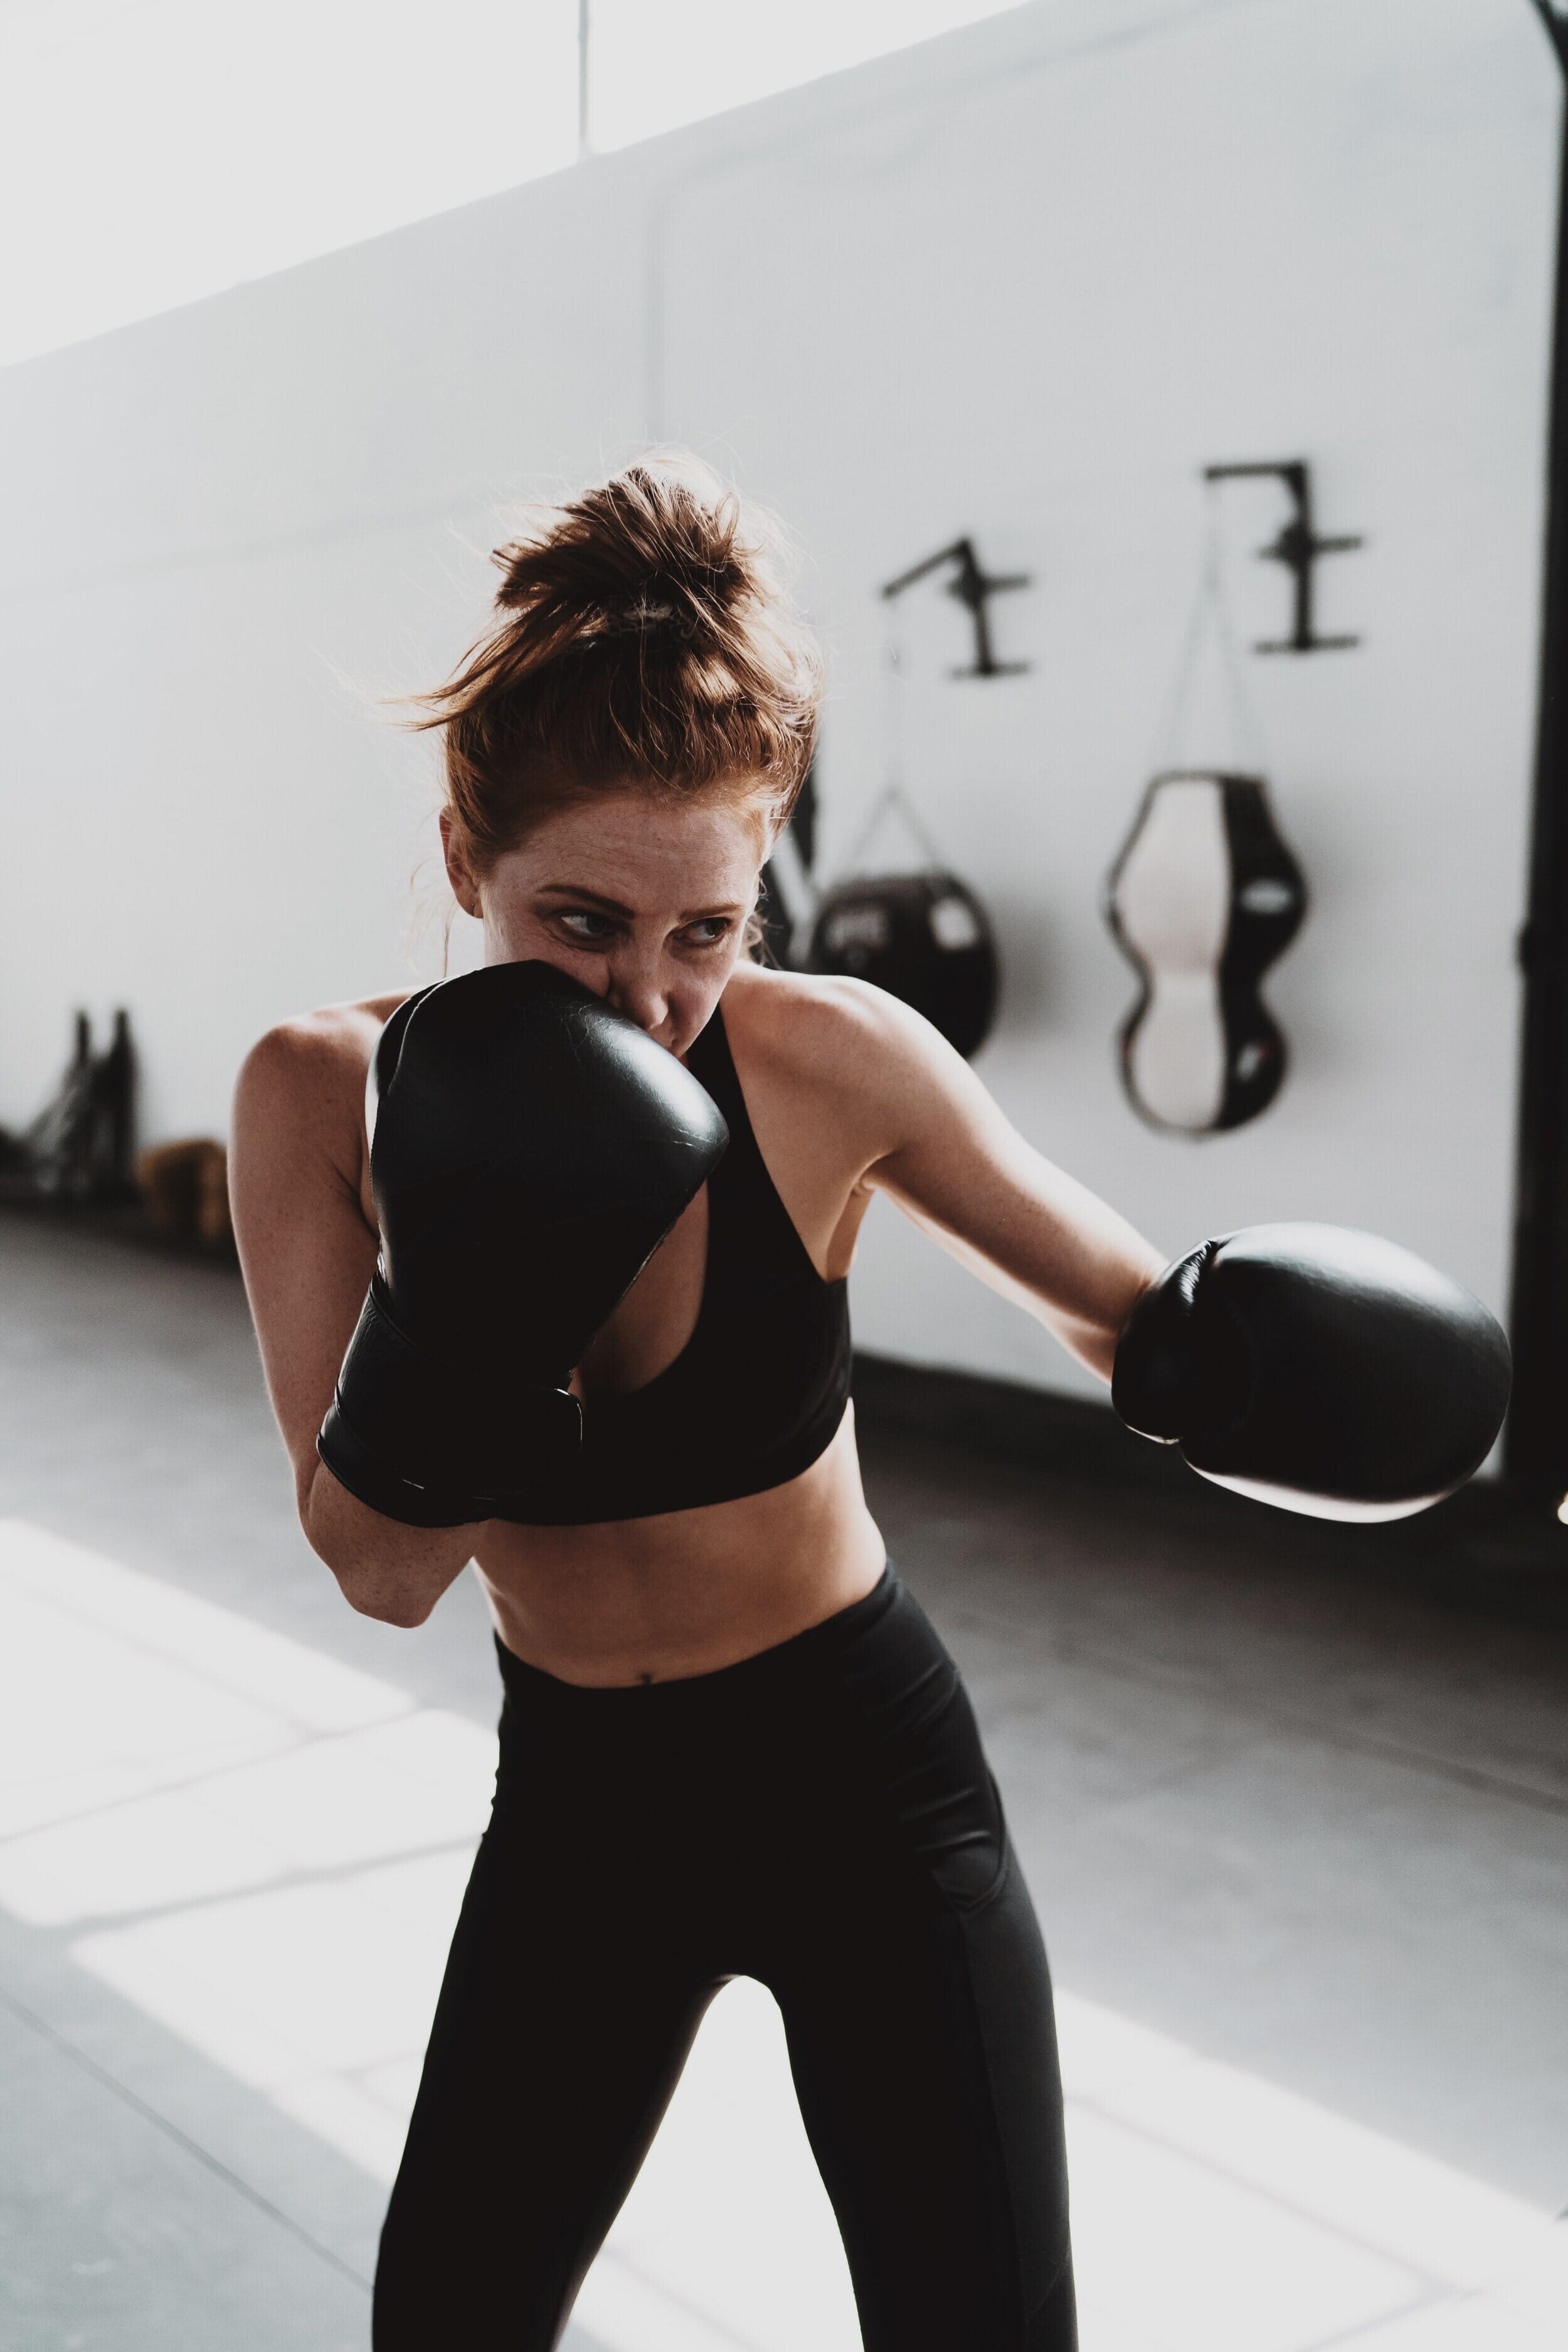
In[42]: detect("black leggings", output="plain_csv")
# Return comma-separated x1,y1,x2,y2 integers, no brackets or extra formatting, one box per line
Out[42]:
374,1569,1077,2349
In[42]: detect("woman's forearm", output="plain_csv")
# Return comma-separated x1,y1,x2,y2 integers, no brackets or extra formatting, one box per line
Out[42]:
300,1459,484,1626
891,1188,1163,1384
1030,1256,1160,1382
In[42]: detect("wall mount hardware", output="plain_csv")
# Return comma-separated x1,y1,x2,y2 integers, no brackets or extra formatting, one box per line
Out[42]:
881,537,1030,677
1203,460,1363,654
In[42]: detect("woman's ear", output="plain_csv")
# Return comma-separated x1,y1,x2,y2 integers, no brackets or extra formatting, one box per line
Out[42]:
440,812,484,919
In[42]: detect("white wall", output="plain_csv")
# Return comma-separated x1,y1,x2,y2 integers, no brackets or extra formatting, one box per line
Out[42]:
0,0,1555,1398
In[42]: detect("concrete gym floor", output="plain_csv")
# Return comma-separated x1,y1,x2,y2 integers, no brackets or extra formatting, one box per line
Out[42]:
0,1212,1564,2352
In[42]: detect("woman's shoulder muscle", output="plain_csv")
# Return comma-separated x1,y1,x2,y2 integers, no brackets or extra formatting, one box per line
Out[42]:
721,963,980,1174
234,993,405,1185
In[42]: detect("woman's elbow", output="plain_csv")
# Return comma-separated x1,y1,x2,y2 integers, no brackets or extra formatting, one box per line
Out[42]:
296,1463,442,1626
332,1569,436,1628
310,1528,442,1628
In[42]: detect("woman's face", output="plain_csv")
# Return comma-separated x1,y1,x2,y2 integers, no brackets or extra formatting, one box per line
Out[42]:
442,789,770,1057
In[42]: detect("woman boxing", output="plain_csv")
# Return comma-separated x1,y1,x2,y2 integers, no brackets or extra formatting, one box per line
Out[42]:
230,458,1508,2352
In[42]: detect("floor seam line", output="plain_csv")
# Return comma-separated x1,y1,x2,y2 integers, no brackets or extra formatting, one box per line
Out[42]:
946,1608,1568,1816
1287,2280,1464,2351
0,1977,373,2294
1067,2089,1488,2288
51,1833,486,1939
0,1717,432,1851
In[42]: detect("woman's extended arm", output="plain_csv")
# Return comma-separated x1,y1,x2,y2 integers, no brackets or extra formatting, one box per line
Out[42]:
817,982,1167,1379
229,1009,484,1626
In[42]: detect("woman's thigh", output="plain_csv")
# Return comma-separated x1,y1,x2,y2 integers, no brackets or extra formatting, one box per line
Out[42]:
769,1587,1077,2351
373,1805,719,2351
779,1842,1076,2351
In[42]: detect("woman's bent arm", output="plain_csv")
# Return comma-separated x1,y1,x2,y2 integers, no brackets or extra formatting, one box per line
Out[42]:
230,1011,482,1626
299,1471,480,1628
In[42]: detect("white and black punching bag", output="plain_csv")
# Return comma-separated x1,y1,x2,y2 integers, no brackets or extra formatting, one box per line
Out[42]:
1105,771,1305,1134
805,869,1000,1060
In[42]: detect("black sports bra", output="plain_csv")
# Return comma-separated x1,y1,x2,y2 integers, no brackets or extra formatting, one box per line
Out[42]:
520,1002,852,1524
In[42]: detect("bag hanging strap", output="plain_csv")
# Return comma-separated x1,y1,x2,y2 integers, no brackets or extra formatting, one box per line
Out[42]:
1150,477,1271,778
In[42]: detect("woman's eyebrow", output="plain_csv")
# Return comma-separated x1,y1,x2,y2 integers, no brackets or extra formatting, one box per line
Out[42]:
535,883,636,917
536,883,747,923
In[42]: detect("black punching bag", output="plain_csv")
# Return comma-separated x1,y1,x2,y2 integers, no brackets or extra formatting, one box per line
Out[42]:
1105,771,1305,1134
805,869,1000,1059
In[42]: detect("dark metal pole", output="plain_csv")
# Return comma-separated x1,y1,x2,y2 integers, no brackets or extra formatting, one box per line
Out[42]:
1507,3,1568,1495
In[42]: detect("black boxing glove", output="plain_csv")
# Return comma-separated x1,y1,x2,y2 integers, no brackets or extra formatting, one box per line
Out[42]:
317,961,728,1526
1112,1222,1511,1521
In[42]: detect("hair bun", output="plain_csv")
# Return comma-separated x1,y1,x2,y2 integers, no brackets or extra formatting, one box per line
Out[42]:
416,453,820,871
494,462,760,658
592,590,696,641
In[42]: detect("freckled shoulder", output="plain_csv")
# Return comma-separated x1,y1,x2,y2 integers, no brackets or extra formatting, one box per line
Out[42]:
723,962,890,1059
723,963,943,1086
718,964,943,1170
231,991,411,1199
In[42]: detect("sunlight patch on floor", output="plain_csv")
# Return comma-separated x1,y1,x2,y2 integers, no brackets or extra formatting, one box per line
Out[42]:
0,1518,1559,2352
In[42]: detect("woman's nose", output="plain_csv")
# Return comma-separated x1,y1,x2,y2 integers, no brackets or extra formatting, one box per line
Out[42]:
604,950,670,1037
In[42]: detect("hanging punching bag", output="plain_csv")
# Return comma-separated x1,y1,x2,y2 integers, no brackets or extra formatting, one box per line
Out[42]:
805,869,999,1059
1105,771,1305,1134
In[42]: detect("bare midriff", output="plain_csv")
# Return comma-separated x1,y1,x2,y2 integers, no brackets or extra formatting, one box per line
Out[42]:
469,1409,886,1687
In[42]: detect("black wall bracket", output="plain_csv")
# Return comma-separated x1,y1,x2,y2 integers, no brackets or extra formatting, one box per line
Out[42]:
881,537,1031,677
1204,459,1364,653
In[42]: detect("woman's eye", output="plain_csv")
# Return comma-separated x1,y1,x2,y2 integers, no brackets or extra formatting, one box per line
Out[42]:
556,910,617,942
682,918,731,948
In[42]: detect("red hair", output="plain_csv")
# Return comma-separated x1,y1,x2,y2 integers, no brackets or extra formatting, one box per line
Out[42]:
416,457,822,874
